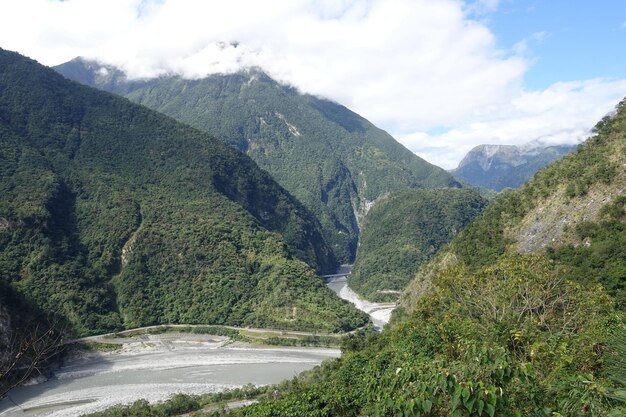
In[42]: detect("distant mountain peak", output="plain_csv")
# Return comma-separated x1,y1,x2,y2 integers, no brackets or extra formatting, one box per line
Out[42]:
452,142,577,191
456,144,521,171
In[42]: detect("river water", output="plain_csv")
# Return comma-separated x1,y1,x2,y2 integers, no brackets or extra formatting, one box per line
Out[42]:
0,337,339,417
324,265,396,330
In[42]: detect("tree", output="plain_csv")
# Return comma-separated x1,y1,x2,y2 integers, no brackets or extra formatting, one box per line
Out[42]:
0,317,66,398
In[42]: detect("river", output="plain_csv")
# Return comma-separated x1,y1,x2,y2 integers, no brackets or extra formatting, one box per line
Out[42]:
0,265,390,416
324,264,396,330
0,335,339,417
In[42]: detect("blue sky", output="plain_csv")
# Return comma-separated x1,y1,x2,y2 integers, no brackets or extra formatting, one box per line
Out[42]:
1,0,625,168
485,0,626,89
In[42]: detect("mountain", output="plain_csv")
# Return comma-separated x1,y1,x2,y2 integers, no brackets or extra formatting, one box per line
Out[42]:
55,58,460,262
213,99,626,416
0,49,368,343
348,188,488,301
451,142,577,191
404,111,626,311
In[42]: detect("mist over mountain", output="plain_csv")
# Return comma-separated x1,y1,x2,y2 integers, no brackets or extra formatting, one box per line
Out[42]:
55,57,460,262
451,142,577,191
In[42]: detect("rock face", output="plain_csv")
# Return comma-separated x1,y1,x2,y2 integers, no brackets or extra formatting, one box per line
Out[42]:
55,58,459,262
451,142,577,191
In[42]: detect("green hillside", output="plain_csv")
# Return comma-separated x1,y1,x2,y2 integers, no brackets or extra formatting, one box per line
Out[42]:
349,189,488,301
217,99,626,416
402,104,626,313
0,49,368,340
54,59,460,262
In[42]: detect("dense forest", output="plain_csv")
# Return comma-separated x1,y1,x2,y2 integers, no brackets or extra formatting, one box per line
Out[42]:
3,48,624,416
349,189,488,301
55,59,460,262
0,48,368,350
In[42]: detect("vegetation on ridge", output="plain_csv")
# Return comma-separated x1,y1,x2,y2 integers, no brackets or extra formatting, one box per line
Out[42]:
209,98,626,416
224,255,625,417
349,189,488,301
54,60,460,263
0,49,367,347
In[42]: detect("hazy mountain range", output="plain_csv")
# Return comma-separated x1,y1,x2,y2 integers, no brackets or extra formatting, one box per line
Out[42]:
451,142,577,191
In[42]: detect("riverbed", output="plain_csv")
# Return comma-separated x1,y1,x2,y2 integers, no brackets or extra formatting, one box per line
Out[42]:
0,334,339,417
0,265,390,416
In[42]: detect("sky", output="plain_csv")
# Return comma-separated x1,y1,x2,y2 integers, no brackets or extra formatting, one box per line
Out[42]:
1,0,625,169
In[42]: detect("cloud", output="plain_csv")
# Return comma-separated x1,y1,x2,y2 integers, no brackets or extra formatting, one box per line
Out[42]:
0,0,527,128
465,0,502,15
513,31,550,58
0,0,624,170
399,78,626,169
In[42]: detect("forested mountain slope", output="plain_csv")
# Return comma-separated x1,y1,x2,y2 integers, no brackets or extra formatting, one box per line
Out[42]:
451,143,576,191
0,49,368,341
223,99,626,416
349,189,488,301
402,104,626,312
55,58,460,262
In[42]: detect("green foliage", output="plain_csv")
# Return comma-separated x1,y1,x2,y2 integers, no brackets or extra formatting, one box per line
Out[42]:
231,255,624,417
83,385,270,417
350,189,487,301
263,335,340,348
55,60,459,263
223,100,626,416
0,48,367,338
85,394,200,417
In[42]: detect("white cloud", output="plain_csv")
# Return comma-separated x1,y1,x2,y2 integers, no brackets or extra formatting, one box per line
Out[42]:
0,0,624,170
465,0,502,15
0,0,527,128
399,78,626,169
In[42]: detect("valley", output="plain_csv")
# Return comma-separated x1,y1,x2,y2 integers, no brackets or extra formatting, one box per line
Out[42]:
324,265,395,330
0,266,389,416
1,17,625,415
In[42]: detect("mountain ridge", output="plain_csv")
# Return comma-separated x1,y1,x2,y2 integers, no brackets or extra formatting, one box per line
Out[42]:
402,100,626,313
0,49,368,340
220,96,626,417
55,57,460,262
